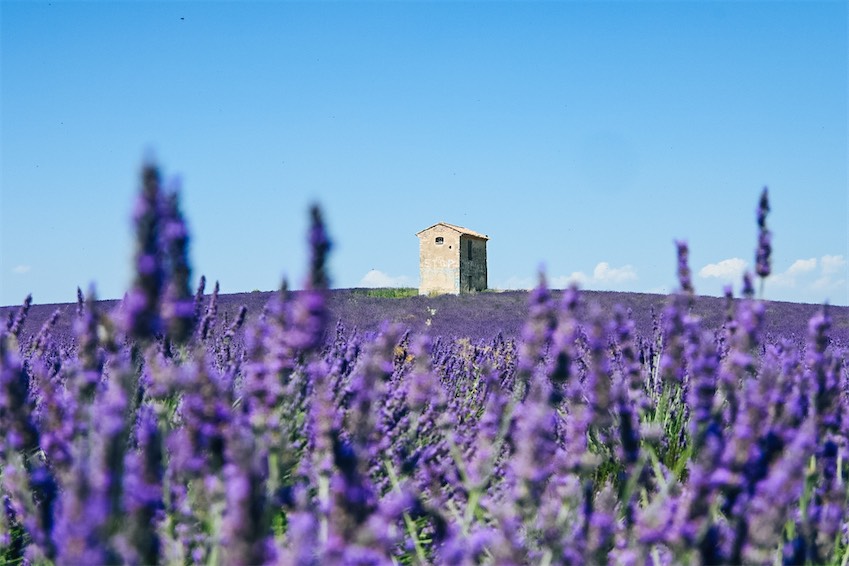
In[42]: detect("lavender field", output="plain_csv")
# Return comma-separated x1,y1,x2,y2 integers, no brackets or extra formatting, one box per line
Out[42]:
2,165,848,565
5,288,848,357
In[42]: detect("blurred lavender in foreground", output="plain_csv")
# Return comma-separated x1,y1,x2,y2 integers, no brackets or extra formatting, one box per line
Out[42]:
123,164,166,342
1,174,847,566
123,164,199,347
160,185,195,346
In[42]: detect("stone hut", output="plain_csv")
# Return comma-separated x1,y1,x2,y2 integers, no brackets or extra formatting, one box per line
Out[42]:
416,222,488,295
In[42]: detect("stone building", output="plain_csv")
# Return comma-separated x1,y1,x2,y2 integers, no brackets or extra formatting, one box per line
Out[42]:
416,222,488,295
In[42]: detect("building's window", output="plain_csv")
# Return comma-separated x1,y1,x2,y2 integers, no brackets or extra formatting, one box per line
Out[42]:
435,237,444,245
467,240,472,260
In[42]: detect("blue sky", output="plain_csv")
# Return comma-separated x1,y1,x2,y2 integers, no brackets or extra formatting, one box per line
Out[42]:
1,1,847,307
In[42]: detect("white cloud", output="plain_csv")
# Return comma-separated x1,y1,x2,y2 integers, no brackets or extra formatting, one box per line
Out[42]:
494,254,847,305
811,275,844,291
358,270,413,288
592,262,637,283
550,271,588,288
770,258,818,290
809,255,847,296
11,265,31,275
698,258,747,280
787,257,817,275
765,254,848,304
820,254,846,275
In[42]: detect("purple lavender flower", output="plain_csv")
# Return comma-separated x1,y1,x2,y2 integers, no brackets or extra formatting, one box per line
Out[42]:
123,163,166,342
583,304,614,438
0,452,58,562
0,336,41,456
613,374,641,482
405,334,436,414
279,508,319,565
73,284,107,401
286,288,329,354
742,416,817,563
32,362,76,475
755,187,771,280
220,414,276,566
322,435,382,563
76,286,85,317
585,483,618,565
160,187,195,345
686,327,721,453
168,355,233,478
675,240,694,297
307,204,332,291
806,308,842,435
29,308,60,357
240,317,284,437
718,293,765,430
658,296,689,392
1,494,17,551
547,284,581,396
163,354,235,563
95,362,134,532
118,404,163,565
192,274,206,323
806,439,843,562
197,280,219,342
6,294,32,338
516,273,556,395
226,305,247,340
53,360,136,564
463,367,509,490
741,271,755,299
611,305,646,413
344,323,402,460
505,370,558,524
437,523,498,564
54,443,115,564
260,208,333,365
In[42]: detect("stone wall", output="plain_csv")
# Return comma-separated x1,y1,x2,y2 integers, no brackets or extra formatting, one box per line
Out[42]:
418,225,488,295
459,235,487,292
418,226,461,295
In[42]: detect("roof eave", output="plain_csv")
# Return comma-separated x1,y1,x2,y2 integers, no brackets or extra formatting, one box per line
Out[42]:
416,222,489,240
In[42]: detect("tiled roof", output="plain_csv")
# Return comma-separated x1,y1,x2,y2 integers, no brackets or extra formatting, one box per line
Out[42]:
416,222,489,240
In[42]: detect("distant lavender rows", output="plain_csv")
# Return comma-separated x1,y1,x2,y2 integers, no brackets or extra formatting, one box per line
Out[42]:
4,288,848,352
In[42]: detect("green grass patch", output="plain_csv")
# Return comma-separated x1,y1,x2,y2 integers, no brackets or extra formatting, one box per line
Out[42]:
352,287,419,299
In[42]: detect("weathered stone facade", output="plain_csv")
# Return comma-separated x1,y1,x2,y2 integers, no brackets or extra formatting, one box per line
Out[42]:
416,222,488,295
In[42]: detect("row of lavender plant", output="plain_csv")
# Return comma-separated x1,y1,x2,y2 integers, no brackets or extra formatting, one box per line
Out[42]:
1,165,847,565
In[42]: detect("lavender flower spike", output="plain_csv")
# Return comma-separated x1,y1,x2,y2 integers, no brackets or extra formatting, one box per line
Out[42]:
307,204,332,291
675,240,694,297
118,405,163,565
76,286,85,317
124,163,166,341
193,274,206,323
160,186,195,345
755,186,771,279
286,205,333,354
7,294,32,338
